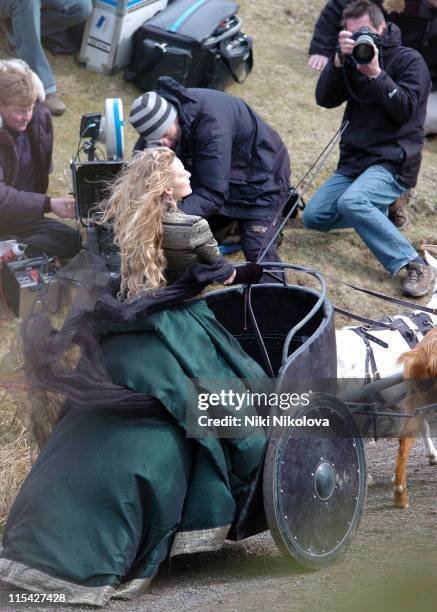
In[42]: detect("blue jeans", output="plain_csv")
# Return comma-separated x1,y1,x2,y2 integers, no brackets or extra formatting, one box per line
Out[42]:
303,165,418,275
0,0,92,94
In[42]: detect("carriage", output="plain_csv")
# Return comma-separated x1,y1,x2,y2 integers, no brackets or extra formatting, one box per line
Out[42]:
206,255,437,569
204,261,368,570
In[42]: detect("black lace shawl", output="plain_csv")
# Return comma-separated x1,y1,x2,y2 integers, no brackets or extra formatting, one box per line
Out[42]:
19,251,234,444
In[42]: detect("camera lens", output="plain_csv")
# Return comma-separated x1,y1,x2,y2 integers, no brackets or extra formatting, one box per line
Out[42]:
352,35,375,65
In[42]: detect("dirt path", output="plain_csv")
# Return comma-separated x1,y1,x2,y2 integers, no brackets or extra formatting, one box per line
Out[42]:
1,439,436,612
107,440,437,612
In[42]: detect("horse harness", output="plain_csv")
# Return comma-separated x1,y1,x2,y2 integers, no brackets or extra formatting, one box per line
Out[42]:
352,312,435,382
332,279,437,382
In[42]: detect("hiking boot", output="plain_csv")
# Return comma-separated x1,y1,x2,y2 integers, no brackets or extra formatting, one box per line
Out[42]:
389,190,410,230
43,94,67,116
402,261,435,298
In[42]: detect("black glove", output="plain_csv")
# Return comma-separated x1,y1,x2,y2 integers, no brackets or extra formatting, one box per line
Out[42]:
232,262,263,285
282,187,304,219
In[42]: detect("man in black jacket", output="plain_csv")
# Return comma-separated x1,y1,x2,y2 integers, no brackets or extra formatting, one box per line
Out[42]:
303,0,433,297
308,0,437,135
129,76,291,266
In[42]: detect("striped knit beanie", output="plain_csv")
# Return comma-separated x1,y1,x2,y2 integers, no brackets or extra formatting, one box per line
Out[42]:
129,91,177,142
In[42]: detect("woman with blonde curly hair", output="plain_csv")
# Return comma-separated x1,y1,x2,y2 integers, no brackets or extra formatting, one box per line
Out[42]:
97,147,262,296
0,149,267,605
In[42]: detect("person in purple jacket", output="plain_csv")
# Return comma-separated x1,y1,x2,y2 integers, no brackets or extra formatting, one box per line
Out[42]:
0,0,92,116
0,59,80,259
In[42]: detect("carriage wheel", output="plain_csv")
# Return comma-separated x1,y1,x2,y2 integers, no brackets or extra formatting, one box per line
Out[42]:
263,393,367,569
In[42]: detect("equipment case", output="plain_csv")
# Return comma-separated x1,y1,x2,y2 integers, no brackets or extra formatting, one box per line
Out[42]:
79,0,168,74
124,0,253,90
1,258,58,319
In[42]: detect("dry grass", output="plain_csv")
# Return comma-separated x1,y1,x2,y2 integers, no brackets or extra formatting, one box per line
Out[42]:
0,393,32,529
0,325,32,527
0,0,437,527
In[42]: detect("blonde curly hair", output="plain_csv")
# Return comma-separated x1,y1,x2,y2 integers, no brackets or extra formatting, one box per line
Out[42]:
96,148,178,298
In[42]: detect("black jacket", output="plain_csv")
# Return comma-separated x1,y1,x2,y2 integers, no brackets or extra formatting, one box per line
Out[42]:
0,102,52,221
309,0,437,85
316,23,431,187
134,77,291,220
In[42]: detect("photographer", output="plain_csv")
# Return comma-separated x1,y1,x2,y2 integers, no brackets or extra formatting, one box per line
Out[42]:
308,1,437,134
0,59,80,259
303,0,433,297
129,77,291,268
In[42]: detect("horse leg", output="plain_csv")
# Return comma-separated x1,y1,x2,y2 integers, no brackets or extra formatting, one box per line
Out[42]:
422,419,437,465
394,437,416,509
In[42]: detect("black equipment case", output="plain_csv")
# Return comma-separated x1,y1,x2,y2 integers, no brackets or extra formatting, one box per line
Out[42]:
124,0,253,91
1,257,58,318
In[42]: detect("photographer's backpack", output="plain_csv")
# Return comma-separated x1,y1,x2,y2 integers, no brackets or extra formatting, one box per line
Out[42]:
124,0,253,91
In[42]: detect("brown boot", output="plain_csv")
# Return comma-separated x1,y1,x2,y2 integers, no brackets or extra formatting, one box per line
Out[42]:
42,94,67,116
389,190,410,230
402,261,435,298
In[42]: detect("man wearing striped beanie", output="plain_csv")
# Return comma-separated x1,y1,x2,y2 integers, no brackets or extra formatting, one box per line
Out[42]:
129,76,291,268
129,91,178,147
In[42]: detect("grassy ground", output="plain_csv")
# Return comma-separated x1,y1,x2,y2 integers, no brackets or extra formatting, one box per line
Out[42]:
0,0,437,527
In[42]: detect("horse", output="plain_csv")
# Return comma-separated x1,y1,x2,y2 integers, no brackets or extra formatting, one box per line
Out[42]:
394,329,437,508
335,251,437,506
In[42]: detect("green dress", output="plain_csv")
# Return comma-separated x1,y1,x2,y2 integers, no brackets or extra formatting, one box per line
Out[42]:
0,298,267,606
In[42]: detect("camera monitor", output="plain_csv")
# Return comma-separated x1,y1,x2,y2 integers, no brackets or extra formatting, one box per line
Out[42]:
71,160,124,219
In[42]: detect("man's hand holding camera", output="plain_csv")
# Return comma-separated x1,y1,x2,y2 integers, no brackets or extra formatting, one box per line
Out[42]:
334,29,382,80
334,29,355,67
355,42,381,79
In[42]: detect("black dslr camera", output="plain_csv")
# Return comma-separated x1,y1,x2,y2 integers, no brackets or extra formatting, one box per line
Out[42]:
351,27,382,65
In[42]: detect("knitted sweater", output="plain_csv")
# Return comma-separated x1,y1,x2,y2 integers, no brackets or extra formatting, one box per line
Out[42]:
163,209,226,284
